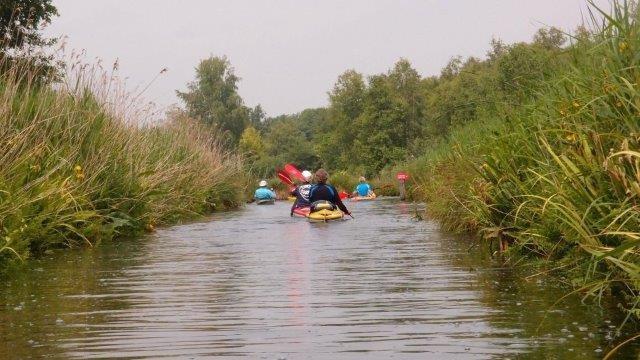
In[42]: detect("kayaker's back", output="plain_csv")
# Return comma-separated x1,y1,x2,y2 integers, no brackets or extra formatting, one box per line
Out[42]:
356,183,372,197
255,187,276,200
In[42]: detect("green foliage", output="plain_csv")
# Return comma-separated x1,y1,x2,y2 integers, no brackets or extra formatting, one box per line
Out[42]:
0,0,57,50
401,0,640,325
250,27,569,194
0,1,60,81
248,104,266,130
177,56,249,144
239,126,266,162
0,59,244,266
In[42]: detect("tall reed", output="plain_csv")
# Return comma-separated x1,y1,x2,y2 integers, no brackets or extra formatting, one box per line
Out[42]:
405,0,640,331
0,56,244,264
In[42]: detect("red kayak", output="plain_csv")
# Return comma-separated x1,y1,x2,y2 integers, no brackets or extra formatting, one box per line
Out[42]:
292,206,311,217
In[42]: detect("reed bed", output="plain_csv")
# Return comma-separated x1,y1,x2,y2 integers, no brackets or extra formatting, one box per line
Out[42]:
402,0,640,332
0,57,244,265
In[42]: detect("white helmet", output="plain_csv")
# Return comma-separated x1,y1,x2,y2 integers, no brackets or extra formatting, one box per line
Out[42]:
302,170,312,182
259,180,268,187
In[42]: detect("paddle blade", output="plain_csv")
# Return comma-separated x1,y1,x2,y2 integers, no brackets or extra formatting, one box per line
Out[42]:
284,163,305,182
277,171,294,186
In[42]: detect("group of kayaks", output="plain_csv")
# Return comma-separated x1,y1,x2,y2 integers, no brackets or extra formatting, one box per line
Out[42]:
255,164,378,222
258,193,377,222
258,198,345,222
264,194,375,222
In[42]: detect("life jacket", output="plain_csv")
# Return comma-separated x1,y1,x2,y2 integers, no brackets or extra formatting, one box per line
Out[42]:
309,184,336,201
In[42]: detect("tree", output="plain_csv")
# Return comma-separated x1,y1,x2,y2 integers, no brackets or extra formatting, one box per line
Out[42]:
533,27,566,50
328,70,366,120
352,75,407,175
0,1,59,79
248,104,266,130
264,116,318,170
387,58,424,151
317,70,366,169
176,56,249,144
0,0,57,51
239,126,266,163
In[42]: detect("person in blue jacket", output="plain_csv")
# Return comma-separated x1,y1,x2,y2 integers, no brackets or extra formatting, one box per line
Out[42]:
254,180,276,201
353,176,375,197
308,169,351,215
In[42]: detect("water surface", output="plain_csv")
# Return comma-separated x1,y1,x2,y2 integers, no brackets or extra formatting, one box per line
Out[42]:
1,198,637,359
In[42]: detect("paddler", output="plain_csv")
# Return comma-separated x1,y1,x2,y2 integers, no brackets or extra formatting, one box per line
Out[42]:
353,176,375,198
254,180,276,201
290,170,313,216
308,169,351,215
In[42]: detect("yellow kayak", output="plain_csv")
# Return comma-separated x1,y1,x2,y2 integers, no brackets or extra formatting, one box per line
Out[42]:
307,201,344,222
351,194,377,201
307,208,344,222
287,196,297,202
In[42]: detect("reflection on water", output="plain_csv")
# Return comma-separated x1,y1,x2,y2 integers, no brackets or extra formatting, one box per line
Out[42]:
1,198,638,359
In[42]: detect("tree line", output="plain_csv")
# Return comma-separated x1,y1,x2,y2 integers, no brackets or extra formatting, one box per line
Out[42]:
176,27,569,177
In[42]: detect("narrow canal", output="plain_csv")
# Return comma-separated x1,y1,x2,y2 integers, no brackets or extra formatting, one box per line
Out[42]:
1,198,636,359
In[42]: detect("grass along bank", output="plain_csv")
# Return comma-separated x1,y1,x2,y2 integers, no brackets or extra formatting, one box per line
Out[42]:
0,59,245,268
395,1,640,331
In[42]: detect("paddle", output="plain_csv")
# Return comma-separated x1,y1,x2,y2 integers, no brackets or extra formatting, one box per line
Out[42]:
284,163,305,182
277,171,294,186
277,170,297,196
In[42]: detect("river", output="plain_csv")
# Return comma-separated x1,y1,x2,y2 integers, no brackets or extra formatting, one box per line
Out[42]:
1,198,637,359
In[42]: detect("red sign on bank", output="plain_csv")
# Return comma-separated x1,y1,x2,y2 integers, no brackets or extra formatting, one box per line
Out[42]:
396,172,409,181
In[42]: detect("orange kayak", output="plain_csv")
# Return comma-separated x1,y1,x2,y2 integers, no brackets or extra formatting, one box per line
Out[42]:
292,206,311,217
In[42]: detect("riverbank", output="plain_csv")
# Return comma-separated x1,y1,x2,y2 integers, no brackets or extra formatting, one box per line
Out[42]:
383,1,640,333
0,59,245,268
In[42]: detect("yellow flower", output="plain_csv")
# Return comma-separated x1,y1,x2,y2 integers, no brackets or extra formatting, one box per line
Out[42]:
74,165,82,173
75,173,85,180
572,101,580,108
619,41,628,52
565,133,577,142
603,83,615,93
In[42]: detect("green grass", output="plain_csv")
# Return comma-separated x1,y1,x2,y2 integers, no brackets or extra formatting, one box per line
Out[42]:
401,0,640,333
0,58,244,266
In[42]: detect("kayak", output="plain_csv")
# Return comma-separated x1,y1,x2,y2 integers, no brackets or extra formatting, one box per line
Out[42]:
292,206,311,217
351,194,377,201
256,198,275,205
307,201,344,222
287,196,297,202
308,208,344,222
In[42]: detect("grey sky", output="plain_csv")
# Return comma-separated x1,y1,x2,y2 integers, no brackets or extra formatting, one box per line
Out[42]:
45,0,608,117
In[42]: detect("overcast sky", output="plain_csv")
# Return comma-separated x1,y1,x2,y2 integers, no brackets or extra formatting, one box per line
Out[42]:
44,0,608,117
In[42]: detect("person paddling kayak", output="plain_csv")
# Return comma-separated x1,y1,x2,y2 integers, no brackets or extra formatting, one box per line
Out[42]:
290,170,313,216
353,176,376,198
254,180,276,201
309,169,351,215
